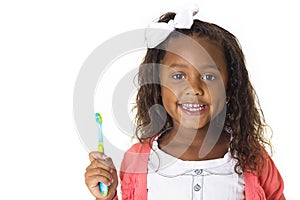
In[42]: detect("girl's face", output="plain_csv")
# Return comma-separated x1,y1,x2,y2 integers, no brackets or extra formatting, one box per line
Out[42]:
159,36,228,130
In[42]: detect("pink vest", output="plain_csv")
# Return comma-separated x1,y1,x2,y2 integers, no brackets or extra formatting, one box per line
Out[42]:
115,140,285,200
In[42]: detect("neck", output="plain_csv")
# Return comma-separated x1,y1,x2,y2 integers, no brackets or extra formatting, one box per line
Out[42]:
159,123,210,149
158,123,230,161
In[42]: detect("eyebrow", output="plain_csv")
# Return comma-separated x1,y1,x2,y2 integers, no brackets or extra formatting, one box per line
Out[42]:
169,63,221,71
169,63,188,68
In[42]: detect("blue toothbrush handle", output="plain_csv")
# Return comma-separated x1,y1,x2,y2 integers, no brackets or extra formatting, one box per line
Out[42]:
98,129,108,196
95,113,109,196
99,182,109,196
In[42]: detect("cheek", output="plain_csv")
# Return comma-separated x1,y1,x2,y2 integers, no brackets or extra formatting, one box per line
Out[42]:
161,85,182,101
160,86,182,116
208,82,227,115
211,95,226,111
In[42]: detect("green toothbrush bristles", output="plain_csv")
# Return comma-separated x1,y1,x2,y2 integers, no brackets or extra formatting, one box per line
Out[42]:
95,113,103,124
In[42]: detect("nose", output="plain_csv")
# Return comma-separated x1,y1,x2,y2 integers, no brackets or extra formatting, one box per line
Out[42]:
185,79,205,96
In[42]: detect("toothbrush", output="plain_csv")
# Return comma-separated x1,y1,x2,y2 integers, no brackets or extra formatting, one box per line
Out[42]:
95,113,109,197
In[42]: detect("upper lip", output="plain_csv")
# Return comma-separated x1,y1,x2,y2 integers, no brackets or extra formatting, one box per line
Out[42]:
178,100,208,105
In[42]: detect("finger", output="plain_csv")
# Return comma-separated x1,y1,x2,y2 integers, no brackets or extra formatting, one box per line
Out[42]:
87,179,116,200
86,175,118,199
85,174,112,187
85,176,106,199
89,151,107,162
85,167,113,182
85,168,118,199
86,159,113,172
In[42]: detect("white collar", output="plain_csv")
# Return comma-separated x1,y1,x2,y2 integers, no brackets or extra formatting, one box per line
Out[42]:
148,140,237,177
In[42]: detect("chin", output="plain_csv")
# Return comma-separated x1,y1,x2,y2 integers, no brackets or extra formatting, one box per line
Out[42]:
179,120,209,130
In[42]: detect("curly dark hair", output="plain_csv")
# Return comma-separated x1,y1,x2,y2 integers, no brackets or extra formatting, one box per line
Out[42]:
134,12,272,174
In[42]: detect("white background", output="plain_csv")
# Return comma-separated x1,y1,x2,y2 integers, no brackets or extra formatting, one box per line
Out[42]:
0,0,298,199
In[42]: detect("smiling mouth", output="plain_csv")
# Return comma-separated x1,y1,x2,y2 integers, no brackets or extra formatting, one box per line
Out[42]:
178,103,209,113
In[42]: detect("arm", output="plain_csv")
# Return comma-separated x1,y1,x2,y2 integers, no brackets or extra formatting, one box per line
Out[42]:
118,142,150,199
279,194,286,200
259,150,285,200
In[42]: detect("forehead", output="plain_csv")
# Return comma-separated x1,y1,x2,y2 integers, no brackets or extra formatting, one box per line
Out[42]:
161,36,227,72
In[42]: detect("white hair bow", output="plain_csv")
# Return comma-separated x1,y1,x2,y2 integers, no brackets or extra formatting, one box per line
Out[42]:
145,5,199,48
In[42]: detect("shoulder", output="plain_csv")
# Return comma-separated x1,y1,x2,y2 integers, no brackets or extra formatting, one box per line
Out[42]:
119,139,151,199
125,138,152,154
118,140,150,200
120,138,152,174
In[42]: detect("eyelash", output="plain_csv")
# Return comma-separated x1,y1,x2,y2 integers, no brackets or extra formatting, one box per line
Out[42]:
171,72,216,81
202,73,216,81
171,73,186,80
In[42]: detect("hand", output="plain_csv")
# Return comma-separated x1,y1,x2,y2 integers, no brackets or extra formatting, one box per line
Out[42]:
85,152,118,200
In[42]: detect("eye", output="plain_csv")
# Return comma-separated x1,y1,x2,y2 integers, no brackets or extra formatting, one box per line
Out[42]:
202,73,216,81
172,73,186,80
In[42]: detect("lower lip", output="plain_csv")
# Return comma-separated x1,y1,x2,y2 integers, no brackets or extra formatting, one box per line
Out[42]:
178,105,209,116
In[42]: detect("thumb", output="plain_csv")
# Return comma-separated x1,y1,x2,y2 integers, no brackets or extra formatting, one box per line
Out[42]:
88,151,108,162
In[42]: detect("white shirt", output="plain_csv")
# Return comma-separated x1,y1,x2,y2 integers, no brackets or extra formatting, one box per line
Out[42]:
147,140,245,200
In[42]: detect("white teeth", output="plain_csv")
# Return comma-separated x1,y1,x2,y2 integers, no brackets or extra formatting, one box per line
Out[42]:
180,103,206,111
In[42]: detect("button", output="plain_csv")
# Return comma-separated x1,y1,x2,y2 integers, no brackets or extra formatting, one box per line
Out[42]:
194,169,203,175
194,184,201,191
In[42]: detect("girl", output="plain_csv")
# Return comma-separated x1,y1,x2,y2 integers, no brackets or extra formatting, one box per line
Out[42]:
85,7,285,200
